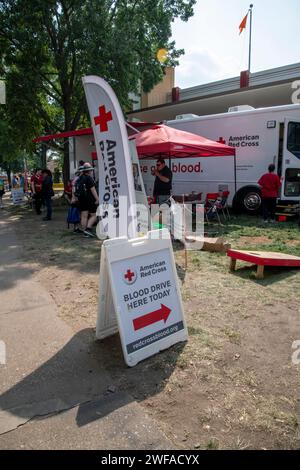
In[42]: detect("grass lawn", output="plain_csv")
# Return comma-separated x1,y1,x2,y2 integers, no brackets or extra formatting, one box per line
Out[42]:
4,203,300,449
220,215,300,257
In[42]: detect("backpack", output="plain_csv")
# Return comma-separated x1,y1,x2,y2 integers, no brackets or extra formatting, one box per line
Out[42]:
67,206,81,228
74,176,87,199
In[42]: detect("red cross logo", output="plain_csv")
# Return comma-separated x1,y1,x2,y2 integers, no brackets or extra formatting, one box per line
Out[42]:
124,269,137,285
218,137,226,144
94,105,113,132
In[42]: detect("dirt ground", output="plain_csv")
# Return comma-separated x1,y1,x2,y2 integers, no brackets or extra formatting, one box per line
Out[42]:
4,201,300,450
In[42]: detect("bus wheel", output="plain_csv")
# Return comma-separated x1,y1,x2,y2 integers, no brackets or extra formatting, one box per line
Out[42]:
235,188,262,214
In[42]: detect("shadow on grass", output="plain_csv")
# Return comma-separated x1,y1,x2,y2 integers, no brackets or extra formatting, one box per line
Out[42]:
1,206,103,282
231,264,299,286
4,206,193,283
2,205,299,290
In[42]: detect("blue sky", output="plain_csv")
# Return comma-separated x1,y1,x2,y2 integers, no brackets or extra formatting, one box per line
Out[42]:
172,0,300,89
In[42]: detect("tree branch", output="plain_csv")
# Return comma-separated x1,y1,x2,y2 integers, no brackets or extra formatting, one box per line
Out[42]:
0,28,63,98
70,100,85,130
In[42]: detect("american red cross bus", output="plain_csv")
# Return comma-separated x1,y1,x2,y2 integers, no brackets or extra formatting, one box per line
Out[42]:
151,103,300,213
166,104,300,212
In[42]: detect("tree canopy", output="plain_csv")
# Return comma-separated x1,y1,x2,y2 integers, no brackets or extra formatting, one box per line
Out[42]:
0,0,195,180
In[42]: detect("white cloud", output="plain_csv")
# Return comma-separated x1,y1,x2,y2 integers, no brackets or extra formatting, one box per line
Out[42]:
175,48,241,89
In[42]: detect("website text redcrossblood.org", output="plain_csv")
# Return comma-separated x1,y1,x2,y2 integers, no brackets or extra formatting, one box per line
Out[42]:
131,324,180,352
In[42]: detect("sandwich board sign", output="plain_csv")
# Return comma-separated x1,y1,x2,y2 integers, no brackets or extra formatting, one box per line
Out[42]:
11,188,24,205
96,229,188,367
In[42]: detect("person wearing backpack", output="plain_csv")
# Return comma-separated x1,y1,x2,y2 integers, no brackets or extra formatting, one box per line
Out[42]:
41,169,54,221
75,163,99,237
66,171,81,233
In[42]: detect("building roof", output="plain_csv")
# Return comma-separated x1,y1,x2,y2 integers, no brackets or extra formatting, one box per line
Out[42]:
128,62,300,122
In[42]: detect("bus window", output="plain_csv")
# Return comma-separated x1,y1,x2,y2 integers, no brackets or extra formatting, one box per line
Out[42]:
284,168,300,197
287,122,300,159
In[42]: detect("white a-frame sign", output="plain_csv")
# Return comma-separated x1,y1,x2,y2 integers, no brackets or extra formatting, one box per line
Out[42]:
96,229,188,367
82,75,187,366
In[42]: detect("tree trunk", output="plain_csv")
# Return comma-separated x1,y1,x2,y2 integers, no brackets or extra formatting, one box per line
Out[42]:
41,143,47,168
63,137,70,184
6,165,11,189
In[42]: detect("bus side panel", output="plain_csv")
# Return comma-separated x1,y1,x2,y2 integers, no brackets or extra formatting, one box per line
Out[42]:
169,114,279,192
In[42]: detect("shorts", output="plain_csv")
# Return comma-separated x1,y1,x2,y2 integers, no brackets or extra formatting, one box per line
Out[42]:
155,194,171,206
78,199,97,214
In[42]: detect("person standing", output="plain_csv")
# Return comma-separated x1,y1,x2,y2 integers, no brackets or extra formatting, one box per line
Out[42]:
258,164,281,223
41,169,54,221
75,163,99,237
19,173,25,191
67,171,82,233
12,174,19,188
31,168,43,215
153,158,173,205
0,176,5,209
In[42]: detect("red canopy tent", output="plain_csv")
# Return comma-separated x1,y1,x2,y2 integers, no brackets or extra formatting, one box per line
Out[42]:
130,124,235,159
130,124,237,195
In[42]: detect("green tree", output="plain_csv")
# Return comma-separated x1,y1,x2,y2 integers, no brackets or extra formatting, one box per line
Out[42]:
0,109,20,183
0,95,43,182
0,0,195,182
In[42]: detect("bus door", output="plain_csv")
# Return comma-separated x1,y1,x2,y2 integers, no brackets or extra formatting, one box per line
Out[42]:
281,119,300,200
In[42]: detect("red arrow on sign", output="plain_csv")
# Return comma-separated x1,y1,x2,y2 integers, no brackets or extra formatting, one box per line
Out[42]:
133,304,172,331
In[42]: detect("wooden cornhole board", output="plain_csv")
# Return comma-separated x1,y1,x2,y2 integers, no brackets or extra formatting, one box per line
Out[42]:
227,249,300,279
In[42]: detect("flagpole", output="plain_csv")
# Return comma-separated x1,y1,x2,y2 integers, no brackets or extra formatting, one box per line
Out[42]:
248,4,253,73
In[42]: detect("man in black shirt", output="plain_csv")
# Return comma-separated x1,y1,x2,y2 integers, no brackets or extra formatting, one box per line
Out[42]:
153,158,172,205
41,169,54,221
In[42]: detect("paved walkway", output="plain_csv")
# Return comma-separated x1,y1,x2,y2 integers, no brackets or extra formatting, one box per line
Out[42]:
0,212,172,449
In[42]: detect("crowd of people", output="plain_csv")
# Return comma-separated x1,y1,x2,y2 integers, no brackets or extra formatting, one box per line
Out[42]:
31,162,99,232
1,161,99,236
0,170,54,214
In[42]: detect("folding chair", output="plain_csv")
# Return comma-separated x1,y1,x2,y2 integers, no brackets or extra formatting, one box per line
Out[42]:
217,190,230,220
204,193,221,224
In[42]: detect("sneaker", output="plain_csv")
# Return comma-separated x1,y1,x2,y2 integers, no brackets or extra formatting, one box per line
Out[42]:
83,229,95,238
263,219,269,224
73,228,83,234
270,219,276,224
43,217,51,221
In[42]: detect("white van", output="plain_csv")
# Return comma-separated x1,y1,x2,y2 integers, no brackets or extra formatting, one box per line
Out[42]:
162,104,300,212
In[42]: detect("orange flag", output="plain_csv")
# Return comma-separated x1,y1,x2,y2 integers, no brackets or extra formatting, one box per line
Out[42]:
239,13,248,34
